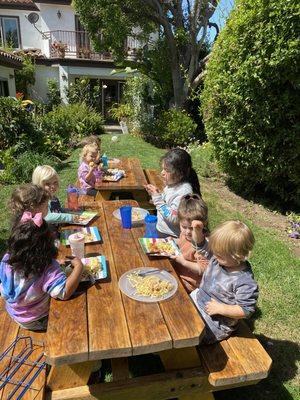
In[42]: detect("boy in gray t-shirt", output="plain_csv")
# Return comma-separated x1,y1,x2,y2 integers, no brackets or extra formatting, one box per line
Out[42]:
190,220,258,343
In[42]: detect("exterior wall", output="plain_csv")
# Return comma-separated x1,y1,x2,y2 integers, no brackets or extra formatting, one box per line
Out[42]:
31,63,127,104
0,8,42,51
0,65,17,96
37,3,76,57
29,64,59,102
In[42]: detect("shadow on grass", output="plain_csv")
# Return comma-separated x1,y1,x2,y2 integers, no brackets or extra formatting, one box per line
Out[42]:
226,178,300,214
215,334,300,400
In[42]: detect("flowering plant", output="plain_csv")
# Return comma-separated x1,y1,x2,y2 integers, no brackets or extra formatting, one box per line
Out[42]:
52,41,67,51
287,213,300,239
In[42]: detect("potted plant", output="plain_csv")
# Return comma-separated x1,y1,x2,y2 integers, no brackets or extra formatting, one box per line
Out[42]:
52,41,67,58
109,103,132,134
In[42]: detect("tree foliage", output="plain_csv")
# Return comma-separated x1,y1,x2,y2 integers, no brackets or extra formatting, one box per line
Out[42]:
73,0,216,108
201,0,300,208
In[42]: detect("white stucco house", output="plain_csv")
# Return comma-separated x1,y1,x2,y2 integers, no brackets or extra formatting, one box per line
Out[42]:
0,49,22,96
0,0,138,120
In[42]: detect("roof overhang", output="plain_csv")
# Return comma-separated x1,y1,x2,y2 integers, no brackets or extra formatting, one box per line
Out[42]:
35,57,115,68
33,0,71,4
0,1,39,11
0,50,23,69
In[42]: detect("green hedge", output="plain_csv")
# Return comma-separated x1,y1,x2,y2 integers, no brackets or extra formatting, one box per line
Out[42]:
201,0,300,207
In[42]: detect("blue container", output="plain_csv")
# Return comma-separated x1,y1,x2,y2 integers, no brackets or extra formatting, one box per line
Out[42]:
120,206,132,229
102,154,108,169
144,215,158,238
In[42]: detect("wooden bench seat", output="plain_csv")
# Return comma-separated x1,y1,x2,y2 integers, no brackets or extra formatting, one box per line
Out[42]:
47,322,271,400
0,298,47,399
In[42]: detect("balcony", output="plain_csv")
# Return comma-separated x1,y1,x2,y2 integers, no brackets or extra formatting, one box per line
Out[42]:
45,30,140,61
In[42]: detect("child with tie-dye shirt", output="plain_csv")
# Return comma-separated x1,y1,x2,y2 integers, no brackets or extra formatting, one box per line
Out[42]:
0,211,83,331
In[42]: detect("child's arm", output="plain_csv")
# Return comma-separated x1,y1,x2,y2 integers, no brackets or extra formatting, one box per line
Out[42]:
205,299,246,319
45,212,74,224
63,258,84,300
205,277,259,319
84,164,96,183
170,254,203,275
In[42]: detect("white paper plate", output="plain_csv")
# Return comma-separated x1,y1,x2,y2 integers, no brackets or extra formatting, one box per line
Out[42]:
118,267,178,303
113,207,149,225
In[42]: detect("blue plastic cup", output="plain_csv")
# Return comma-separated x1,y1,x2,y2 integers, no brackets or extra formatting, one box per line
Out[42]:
120,206,132,229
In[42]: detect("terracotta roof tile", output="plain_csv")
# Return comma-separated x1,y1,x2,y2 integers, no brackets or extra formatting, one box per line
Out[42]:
0,0,39,10
0,49,23,68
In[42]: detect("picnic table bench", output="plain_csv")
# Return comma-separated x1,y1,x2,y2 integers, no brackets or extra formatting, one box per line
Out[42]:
0,200,272,400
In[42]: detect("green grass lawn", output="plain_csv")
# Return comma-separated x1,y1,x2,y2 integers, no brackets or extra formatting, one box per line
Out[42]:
0,133,299,399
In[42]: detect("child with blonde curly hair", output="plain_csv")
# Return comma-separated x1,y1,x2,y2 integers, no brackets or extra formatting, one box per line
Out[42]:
191,220,258,344
78,143,100,196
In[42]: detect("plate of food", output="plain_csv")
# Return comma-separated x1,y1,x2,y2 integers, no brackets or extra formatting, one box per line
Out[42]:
60,226,101,246
71,211,98,225
138,238,180,257
118,267,178,302
113,207,149,225
102,169,125,182
62,255,108,282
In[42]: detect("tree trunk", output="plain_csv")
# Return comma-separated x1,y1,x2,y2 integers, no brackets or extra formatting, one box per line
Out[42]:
170,62,186,109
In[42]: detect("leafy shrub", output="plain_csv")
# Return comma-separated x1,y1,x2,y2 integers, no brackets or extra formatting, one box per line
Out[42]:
201,0,300,207
0,148,55,184
66,78,101,111
15,55,35,97
189,142,220,178
0,97,42,151
46,79,61,111
156,109,197,147
39,103,105,158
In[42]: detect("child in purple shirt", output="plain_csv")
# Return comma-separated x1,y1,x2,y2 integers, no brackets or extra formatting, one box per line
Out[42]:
78,143,100,196
0,211,84,331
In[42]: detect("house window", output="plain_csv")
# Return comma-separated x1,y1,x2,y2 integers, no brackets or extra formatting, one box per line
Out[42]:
0,16,21,48
0,79,9,96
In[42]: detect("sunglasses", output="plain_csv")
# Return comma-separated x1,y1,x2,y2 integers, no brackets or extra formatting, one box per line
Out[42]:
184,194,201,200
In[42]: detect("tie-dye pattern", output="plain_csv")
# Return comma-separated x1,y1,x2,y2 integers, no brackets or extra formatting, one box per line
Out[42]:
0,253,67,324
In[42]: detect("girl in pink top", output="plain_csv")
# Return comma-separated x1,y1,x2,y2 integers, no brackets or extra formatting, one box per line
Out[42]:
170,194,211,293
78,144,100,196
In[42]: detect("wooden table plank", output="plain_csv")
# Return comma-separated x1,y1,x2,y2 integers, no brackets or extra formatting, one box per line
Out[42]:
131,226,205,348
46,234,89,366
102,200,173,355
87,205,132,361
95,158,147,191
144,169,164,192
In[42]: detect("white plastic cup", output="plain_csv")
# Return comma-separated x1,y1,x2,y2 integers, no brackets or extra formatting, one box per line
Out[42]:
68,232,85,259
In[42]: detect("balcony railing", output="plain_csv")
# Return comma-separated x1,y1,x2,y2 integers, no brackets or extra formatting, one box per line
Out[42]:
45,30,140,61
46,30,113,60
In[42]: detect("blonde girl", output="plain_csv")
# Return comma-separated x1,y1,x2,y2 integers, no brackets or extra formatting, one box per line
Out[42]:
78,144,100,196
171,194,211,292
190,220,258,344
32,165,73,224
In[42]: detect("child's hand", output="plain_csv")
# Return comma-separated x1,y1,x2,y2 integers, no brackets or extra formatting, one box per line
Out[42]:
144,184,159,195
191,220,204,244
170,254,187,266
205,298,224,316
71,257,84,272
89,162,96,171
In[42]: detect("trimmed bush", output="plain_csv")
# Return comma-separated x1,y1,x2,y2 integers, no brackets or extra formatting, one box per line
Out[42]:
201,0,300,207
156,109,197,147
0,97,42,151
39,103,105,157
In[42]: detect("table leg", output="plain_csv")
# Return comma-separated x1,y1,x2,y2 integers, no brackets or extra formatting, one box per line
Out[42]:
159,348,214,400
95,191,112,201
47,360,98,391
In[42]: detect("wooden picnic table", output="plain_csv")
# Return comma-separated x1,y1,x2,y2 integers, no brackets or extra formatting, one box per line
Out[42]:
46,199,205,394
94,158,148,201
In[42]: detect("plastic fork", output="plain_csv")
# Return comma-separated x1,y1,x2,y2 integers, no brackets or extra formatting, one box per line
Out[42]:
137,268,170,277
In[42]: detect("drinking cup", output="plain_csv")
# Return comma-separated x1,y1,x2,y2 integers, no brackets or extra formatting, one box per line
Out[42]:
67,186,79,211
68,232,85,259
120,206,132,229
